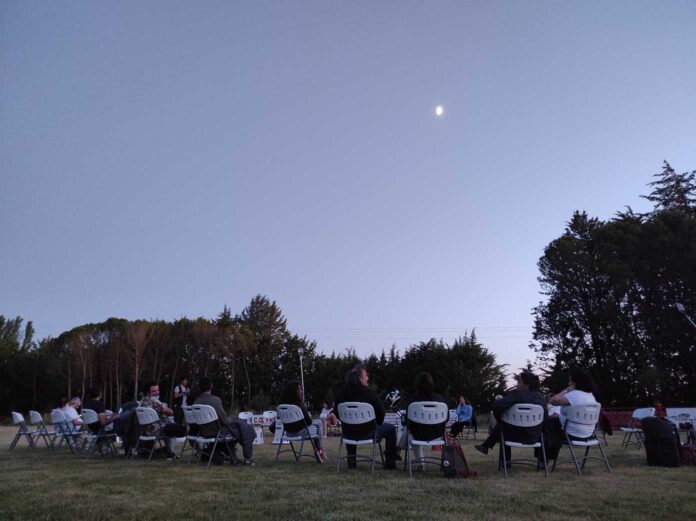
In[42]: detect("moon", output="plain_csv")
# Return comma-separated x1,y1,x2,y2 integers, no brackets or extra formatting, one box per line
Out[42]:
435,105,444,117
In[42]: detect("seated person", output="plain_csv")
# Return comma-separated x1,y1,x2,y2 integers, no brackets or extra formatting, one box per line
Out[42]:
278,381,327,462
319,401,338,437
450,395,473,438
401,372,447,470
475,371,547,461
83,388,119,435
335,363,398,470
549,370,598,440
194,377,256,465
139,382,186,460
60,397,84,433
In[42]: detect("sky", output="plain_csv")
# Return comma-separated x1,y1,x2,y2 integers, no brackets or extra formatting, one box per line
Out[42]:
2,1,696,376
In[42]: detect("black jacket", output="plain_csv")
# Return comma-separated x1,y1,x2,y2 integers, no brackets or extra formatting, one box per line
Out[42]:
493,389,547,444
335,382,386,439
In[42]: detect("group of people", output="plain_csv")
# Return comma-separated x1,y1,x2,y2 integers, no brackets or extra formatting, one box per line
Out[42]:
53,365,599,471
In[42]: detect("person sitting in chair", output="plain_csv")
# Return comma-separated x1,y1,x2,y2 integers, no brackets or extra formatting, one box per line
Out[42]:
278,381,328,462
139,382,186,460
475,371,546,460
194,377,256,465
549,370,599,440
334,363,398,470
450,395,473,439
319,401,338,437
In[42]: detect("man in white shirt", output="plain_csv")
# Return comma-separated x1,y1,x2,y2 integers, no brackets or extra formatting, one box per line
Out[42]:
60,397,84,433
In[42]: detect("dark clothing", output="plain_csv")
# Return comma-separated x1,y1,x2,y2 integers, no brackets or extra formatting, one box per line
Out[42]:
407,392,448,442
492,389,547,445
83,399,106,435
279,399,313,434
194,392,255,460
335,382,396,466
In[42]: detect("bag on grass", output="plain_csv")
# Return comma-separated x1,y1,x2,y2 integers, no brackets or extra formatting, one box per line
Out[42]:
441,440,476,478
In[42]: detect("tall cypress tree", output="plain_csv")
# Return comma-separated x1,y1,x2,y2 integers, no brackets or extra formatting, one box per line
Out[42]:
641,160,696,212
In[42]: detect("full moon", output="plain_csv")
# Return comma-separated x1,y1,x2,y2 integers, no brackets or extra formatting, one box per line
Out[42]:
435,105,444,117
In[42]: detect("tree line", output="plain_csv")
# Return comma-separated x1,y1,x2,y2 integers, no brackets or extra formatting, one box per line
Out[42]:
532,161,696,405
0,297,506,417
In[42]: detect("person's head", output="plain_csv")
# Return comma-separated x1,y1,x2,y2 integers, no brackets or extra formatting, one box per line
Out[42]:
569,370,596,394
321,401,328,409
88,387,102,400
280,380,303,404
199,377,212,393
458,395,467,405
146,382,160,398
415,372,435,398
347,363,368,387
515,371,540,391
180,376,189,386
69,397,81,408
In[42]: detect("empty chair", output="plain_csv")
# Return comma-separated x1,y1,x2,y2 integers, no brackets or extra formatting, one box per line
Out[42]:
551,403,611,476
274,404,321,464
28,411,54,449
620,407,655,449
499,403,548,478
179,405,201,463
238,411,254,424
336,402,384,475
405,401,448,477
193,404,237,469
262,410,278,436
9,412,35,449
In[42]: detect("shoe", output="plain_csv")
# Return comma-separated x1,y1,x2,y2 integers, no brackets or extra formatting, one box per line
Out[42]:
243,459,255,466
384,461,397,470
415,464,425,473
474,443,488,455
166,453,179,461
394,453,403,462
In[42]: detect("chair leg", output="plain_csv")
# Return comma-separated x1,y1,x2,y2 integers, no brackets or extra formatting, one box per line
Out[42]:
597,440,612,474
336,438,343,473
500,432,508,478
541,435,548,478
274,436,283,463
371,440,377,476
581,446,590,470
567,438,582,477
407,441,412,478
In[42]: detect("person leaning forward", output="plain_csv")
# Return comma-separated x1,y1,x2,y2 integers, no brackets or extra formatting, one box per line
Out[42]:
334,363,398,469
193,377,256,466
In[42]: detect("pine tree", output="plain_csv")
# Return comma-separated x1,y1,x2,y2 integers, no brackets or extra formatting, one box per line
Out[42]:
641,160,696,212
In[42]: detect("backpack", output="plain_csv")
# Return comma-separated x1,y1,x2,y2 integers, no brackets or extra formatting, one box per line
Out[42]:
441,440,476,478
641,417,681,467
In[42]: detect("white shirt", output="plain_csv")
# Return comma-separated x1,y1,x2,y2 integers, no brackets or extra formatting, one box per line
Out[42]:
175,385,189,407
61,405,83,432
560,390,597,438
319,407,333,419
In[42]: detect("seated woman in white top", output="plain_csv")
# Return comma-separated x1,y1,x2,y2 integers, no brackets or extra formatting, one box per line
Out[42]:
549,370,598,439
60,397,84,433
319,401,338,438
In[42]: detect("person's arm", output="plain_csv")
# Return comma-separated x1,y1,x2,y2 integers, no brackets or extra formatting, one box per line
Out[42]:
371,392,385,424
214,397,232,425
549,387,574,406
173,385,183,400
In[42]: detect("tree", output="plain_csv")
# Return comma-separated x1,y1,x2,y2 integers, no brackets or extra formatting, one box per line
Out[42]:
641,161,696,213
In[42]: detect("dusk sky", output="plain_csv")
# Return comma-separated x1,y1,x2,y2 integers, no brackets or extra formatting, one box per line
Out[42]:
2,1,695,376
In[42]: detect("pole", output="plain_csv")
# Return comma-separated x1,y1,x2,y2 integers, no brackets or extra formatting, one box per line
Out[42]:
298,347,305,397
676,303,696,330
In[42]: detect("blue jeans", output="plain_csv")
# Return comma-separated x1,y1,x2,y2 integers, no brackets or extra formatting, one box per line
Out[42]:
346,423,397,466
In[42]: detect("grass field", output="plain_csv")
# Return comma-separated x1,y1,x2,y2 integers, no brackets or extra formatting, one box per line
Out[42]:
1,425,694,521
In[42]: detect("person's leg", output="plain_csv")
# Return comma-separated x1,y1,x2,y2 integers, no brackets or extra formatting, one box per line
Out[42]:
237,422,256,462
377,423,397,468
450,421,463,438
311,420,324,449
475,423,500,455
346,444,357,468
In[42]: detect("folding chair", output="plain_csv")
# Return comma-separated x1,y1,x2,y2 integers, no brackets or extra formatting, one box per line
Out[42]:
336,402,384,475
179,405,202,463
499,403,548,478
238,411,253,424
274,404,321,464
620,407,654,449
50,409,83,453
28,410,54,449
551,403,611,476
132,407,168,461
9,412,35,449
406,401,448,477
192,404,237,469
81,409,117,457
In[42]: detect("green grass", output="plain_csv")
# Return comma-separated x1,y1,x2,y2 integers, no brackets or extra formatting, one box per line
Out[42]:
0,426,694,521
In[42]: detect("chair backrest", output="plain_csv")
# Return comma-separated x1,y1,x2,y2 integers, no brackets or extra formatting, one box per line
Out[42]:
238,411,253,423
182,405,197,425
563,403,601,427
29,411,43,425
193,404,219,425
501,403,544,428
337,402,376,425
262,410,278,421
81,409,99,426
632,407,655,421
135,407,160,426
11,412,25,425
449,409,457,422
50,409,66,432
276,404,305,424
407,401,449,425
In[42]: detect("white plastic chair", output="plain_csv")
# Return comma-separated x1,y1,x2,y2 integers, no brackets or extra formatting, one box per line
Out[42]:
238,411,253,424
28,411,54,449
80,408,117,457
274,404,321,464
551,403,611,476
132,407,167,461
179,405,201,463
620,407,654,449
192,404,236,469
262,410,278,434
9,412,35,449
406,401,448,477
336,402,384,475
499,403,547,478
50,409,82,452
